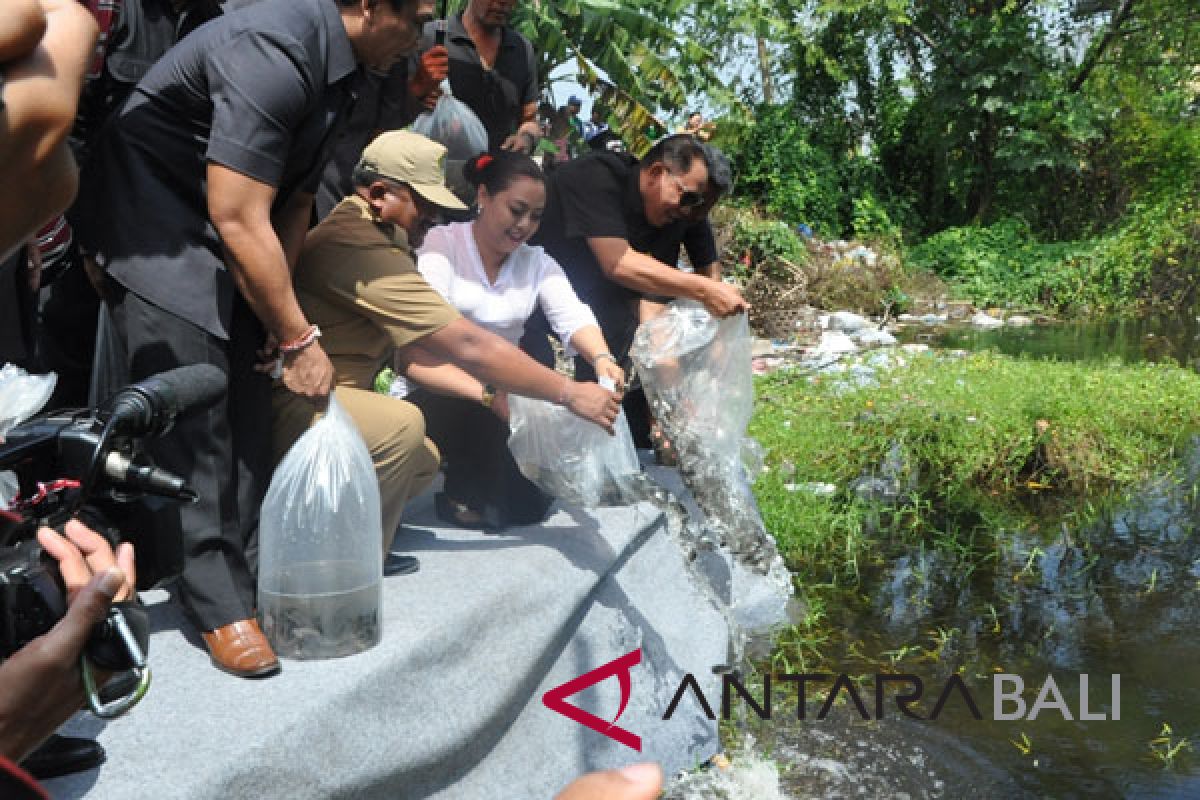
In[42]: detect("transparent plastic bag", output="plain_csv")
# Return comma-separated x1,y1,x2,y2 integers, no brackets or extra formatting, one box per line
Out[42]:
0,363,56,438
258,392,383,660
0,363,57,509
409,79,489,161
507,387,640,509
630,300,779,573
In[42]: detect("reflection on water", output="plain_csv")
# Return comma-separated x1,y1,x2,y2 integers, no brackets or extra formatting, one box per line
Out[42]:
762,318,1200,798
921,314,1200,368
759,465,1200,799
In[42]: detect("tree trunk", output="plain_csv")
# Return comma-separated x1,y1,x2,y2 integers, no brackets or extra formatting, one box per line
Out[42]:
757,33,774,105
970,111,996,223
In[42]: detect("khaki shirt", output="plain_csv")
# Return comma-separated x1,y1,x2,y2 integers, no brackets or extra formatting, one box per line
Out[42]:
294,194,461,389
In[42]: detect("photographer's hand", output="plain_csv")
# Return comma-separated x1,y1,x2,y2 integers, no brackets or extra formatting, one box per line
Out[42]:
0,542,127,762
38,521,135,603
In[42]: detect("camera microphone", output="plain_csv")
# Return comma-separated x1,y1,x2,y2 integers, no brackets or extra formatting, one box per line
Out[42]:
102,451,198,503
103,364,226,438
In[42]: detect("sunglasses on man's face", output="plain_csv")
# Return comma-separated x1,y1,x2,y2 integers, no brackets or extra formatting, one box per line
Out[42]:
664,169,706,211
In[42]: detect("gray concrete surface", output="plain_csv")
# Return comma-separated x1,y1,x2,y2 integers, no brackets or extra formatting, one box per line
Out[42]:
44,483,731,799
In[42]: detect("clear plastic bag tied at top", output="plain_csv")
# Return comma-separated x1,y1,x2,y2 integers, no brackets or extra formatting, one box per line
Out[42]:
409,79,489,161
258,392,383,659
0,363,57,509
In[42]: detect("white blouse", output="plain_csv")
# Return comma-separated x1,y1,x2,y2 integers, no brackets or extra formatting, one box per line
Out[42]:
390,221,598,396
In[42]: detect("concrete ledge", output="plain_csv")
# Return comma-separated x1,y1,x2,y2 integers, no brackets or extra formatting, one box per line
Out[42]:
45,486,730,799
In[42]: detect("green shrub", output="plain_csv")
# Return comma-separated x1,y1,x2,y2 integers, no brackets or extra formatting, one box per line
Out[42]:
906,191,1200,312
751,352,1200,585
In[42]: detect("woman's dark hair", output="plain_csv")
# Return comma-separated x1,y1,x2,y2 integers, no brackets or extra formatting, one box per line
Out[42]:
462,150,545,196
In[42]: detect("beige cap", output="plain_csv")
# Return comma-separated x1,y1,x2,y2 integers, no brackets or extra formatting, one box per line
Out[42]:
356,130,467,211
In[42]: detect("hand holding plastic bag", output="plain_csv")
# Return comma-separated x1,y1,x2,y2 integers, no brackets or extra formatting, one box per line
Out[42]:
631,301,779,573
409,79,488,161
507,385,640,509
258,392,383,660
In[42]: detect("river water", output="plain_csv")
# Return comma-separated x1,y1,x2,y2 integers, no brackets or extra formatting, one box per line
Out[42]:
740,315,1200,799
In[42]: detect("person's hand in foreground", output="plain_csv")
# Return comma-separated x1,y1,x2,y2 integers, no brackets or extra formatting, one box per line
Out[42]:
555,763,663,800
0,521,135,761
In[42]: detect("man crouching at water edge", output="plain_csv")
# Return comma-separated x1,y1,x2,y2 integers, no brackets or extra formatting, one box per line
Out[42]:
271,131,620,566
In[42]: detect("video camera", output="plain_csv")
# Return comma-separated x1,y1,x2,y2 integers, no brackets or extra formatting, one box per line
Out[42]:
0,364,225,716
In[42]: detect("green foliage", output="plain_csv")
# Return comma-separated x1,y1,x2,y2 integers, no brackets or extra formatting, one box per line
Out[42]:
728,211,806,275
907,191,1200,312
508,0,735,155
731,105,843,235
750,352,1200,586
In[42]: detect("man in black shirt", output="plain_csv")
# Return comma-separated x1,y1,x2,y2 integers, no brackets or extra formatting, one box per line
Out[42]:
75,0,431,678
36,0,225,409
416,0,539,153
526,134,746,376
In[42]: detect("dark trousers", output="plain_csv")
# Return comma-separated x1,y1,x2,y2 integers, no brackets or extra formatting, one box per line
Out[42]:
38,263,101,409
406,389,552,526
104,281,270,630
0,248,38,369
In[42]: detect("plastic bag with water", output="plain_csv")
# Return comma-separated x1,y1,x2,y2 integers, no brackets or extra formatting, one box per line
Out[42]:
507,385,640,509
258,392,383,660
630,301,780,575
409,79,489,161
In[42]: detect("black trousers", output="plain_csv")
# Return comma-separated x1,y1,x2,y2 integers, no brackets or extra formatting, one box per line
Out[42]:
406,389,552,526
104,281,270,631
0,248,38,368
38,262,101,409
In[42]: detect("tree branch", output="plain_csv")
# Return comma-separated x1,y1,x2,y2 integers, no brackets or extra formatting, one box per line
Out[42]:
1069,0,1137,93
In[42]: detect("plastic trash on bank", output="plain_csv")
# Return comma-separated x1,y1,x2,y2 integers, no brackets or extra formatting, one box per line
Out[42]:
258,392,382,660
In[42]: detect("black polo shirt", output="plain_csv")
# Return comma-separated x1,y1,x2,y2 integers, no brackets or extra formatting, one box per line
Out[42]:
75,0,358,339
316,61,414,219
530,151,717,322
419,14,536,151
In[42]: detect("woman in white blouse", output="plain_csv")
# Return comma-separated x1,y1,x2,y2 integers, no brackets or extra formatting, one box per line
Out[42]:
393,150,625,529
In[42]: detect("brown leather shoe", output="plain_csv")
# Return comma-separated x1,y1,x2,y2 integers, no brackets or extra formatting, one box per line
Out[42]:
201,619,281,678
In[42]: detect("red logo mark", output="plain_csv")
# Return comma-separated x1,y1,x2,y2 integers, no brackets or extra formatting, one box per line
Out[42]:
542,648,642,751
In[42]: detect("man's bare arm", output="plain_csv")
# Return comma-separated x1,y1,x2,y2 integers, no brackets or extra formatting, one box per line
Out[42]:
207,164,333,402
587,236,747,317
272,189,315,272
420,317,619,433
0,0,97,259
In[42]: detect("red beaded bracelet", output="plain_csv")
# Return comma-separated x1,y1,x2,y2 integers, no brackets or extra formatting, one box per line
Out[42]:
279,324,321,354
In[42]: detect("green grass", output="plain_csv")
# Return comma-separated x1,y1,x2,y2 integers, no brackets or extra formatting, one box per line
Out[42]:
750,350,1200,590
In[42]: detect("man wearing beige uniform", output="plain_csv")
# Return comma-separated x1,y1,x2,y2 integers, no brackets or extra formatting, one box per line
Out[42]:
273,131,619,561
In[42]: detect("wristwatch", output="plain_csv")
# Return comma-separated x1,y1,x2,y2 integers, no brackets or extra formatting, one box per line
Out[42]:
480,383,497,409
